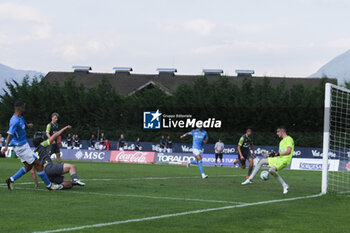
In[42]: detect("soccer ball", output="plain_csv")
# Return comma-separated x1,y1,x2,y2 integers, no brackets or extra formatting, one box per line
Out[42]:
260,171,269,181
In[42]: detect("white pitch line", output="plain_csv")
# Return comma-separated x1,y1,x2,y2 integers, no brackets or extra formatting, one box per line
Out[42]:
32,193,324,233
1,186,246,205
68,190,246,205
0,182,34,186
338,190,350,194
0,175,243,186
83,174,242,181
115,194,246,205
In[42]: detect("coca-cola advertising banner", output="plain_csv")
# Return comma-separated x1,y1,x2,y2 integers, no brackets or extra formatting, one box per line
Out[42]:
110,151,155,164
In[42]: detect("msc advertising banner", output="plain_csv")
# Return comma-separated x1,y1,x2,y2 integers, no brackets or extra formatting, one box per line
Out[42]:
59,149,111,162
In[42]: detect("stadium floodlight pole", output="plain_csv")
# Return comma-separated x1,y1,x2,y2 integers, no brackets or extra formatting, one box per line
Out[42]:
322,83,332,194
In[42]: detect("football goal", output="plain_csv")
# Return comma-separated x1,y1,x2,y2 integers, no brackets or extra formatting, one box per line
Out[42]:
322,83,350,194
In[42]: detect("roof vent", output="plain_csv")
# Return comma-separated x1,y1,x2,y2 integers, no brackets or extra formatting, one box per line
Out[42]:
72,66,91,73
202,69,223,76
113,67,133,76
157,68,177,77
235,69,254,78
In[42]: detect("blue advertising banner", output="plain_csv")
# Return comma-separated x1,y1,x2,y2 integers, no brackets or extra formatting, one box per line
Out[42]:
34,138,346,160
201,154,278,168
154,153,274,168
150,143,344,159
59,149,111,162
202,154,237,167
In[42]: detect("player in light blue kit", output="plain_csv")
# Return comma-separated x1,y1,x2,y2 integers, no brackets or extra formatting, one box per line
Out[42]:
1,101,62,190
180,127,208,179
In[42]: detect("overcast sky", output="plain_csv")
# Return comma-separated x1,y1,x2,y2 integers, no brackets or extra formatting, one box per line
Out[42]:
0,0,350,76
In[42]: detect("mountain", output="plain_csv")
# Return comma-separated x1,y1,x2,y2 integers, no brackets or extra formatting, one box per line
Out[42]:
310,50,350,84
0,63,45,95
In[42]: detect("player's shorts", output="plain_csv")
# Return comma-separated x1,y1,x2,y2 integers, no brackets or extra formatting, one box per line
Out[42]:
238,149,253,166
192,148,203,157
268,156,291,172
159,148,166,153
215,153,223,159
50,143,60,154
44,163,64,184
13,143,38,164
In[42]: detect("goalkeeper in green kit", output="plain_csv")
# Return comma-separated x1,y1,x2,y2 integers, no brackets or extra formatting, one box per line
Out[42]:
241,126,294,194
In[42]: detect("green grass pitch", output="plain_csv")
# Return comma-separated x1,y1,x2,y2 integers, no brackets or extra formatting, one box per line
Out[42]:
0,158,349,233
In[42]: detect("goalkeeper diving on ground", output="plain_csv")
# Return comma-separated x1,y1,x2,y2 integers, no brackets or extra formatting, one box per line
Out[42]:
241,126,294,194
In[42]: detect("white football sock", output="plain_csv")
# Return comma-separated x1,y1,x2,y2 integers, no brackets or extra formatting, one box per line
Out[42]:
249,159,265,180
277,175,287,187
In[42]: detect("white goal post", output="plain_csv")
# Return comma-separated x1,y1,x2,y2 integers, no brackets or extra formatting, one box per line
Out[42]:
322,83,350,194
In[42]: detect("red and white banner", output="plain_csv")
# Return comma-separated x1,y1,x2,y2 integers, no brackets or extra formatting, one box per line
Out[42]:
110,151,155,164
345,163,350,171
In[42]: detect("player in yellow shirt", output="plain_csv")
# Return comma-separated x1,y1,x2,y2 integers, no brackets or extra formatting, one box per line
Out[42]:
241,126,294,194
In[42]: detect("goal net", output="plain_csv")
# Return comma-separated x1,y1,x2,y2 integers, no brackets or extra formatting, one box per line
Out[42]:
322,83,350,194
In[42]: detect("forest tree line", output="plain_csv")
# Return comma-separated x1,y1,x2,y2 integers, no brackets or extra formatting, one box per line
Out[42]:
0,75,339,147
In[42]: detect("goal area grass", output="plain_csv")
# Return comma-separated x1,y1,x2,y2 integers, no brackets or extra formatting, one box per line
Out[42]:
0,159,349,233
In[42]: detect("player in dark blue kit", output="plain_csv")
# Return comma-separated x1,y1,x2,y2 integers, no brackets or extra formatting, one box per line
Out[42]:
65,133,73,148
166,136,173,153
180,127,208,179
117,134,127,151
1,101,62,190
135,137,142,151
160,135,167,152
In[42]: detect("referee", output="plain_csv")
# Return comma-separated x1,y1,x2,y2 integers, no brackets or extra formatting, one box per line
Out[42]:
214,138,224,167
46,113,61,163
